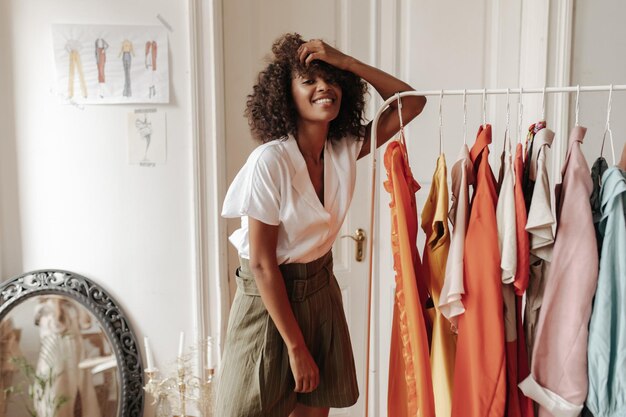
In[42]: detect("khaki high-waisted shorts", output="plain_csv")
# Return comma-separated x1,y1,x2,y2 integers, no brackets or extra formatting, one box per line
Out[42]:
215,251,359,417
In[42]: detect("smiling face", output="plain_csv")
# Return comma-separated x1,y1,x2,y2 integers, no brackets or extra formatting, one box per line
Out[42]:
291,73,342,125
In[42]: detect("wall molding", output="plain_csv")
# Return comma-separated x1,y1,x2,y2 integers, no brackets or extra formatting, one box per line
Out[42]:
484,0,502,123
551,0,574,181
335,0,349,52
188,0,209,372
202,0,230,354
518,0,550,91
516,0,574,181
189,0,229,372
374,0,401,414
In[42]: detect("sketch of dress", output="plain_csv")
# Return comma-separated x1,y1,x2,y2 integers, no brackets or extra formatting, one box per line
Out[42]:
145,40,157,98
66,39,87,99
119,39,135,97
33,297,101,417
94,38,109,98
135,114,153,161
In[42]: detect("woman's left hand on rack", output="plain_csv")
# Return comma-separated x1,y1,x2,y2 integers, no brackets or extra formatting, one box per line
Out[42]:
298,39,353,71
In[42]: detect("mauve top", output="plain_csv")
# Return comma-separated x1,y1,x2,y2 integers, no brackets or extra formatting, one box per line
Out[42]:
519,126,599,417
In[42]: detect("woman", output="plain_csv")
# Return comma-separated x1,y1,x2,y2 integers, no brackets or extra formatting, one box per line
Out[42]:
219,33,426,417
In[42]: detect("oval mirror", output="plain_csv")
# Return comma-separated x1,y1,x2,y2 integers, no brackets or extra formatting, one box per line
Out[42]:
0,270,143,417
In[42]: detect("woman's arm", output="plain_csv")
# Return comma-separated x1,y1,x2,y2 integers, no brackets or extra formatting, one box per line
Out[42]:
247,217,319,394
298,40,427,157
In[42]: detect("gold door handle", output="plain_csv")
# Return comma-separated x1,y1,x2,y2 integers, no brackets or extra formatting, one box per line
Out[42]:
340,228,366,262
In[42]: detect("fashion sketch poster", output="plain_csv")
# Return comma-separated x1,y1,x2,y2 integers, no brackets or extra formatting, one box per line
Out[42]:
52,24,169,104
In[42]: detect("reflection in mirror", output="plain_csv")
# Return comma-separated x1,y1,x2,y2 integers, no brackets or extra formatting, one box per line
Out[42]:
0,270,143,417
1,295,119,417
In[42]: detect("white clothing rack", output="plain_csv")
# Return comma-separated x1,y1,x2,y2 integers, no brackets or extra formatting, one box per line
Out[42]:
362,83,623,417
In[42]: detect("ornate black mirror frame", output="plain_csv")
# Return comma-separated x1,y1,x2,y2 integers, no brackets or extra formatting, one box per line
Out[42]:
0,269,144,417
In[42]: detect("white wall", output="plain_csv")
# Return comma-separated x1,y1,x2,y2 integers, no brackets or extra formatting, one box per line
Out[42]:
0,1,198,415
570,0,626,165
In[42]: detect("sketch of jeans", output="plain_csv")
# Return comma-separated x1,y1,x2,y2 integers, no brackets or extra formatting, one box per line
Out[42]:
122,52,132,97
95,38,109,98
66,40,87,99
145,41,157,98
119,40,135,97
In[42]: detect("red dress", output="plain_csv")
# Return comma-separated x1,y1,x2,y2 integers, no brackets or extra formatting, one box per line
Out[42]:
513,142,534,417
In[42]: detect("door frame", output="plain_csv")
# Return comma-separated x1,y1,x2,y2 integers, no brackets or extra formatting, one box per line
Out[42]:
188,0,230,372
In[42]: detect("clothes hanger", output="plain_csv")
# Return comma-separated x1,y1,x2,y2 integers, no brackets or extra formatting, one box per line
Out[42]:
575,84,581,127
482,88,487,127
540,86,546,122
518,87,524,145
395,92,405,144
600,84,616,165
504,88,511,154
463,89,468,145
619,143,626,171
394,92,412,164
439,89,444,155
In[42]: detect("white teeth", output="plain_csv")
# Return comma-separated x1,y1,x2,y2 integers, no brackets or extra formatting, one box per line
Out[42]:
314,98,333,104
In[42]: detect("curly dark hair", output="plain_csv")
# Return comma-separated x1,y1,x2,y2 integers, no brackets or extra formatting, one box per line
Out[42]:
245,33,368,142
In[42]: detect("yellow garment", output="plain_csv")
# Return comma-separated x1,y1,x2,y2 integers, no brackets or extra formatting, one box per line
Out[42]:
421,154,456,417
384,140,435,417
68,50,87,99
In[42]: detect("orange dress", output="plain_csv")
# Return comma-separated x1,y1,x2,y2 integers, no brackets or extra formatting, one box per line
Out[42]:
385,139,435,417
451,125,506,417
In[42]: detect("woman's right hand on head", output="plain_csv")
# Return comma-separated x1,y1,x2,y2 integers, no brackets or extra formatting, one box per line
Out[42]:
288,344,320,393
297,39,353,71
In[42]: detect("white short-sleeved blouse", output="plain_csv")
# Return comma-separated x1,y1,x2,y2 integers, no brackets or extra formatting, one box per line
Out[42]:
222,133,363,264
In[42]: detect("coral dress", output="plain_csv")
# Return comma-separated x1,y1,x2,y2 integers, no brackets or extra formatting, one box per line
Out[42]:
451,125,506,417
385,139,435,417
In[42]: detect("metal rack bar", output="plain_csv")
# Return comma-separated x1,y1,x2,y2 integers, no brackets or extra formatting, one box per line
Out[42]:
410,84,626,96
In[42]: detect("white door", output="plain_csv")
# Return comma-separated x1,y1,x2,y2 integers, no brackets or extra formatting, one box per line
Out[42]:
222,1,375,415
330,157,373,416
